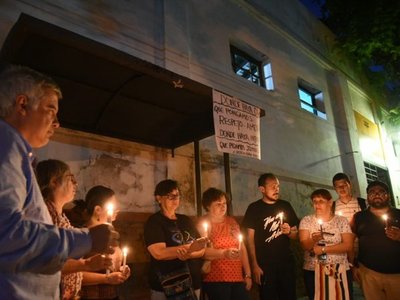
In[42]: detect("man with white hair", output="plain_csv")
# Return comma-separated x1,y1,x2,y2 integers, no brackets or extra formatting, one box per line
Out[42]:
0,65,118,299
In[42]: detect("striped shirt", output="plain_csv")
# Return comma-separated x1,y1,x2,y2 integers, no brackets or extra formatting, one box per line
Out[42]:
335,197,363,223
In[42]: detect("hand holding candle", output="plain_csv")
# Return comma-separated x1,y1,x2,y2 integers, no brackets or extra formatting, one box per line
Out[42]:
278,212,284,224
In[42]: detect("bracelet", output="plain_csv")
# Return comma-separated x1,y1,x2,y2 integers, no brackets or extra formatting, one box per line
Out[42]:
244,274,251,279
321,247,326,254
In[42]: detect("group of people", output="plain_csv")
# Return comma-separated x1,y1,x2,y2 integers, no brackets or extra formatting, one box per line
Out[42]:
0,65,129,299
1,64,399,300
144,174,400,300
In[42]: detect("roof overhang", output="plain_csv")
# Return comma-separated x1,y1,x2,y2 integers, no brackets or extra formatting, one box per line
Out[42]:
0,14,215,149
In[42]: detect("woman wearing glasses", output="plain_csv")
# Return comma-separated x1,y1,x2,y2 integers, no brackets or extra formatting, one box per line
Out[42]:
144,179,207,300
36,160,112,300
299,189,354,300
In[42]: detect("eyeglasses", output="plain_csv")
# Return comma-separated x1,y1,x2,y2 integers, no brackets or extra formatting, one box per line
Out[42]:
367,190,387,197
164,193,180,200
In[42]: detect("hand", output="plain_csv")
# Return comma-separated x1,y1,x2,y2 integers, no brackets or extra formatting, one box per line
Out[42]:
311,231,323,243
105,271,129,285
188,237,208,253
385,226,400,241
85,254,113,271
119,265,131,278
252,264,264,285
312,244,324,255
89,224,120,254
223,248,240,260
280,222,291,235
244,276,252,290
176,247,189,261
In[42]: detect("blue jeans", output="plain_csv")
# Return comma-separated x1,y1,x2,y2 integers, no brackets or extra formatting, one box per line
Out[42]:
202,282,250,300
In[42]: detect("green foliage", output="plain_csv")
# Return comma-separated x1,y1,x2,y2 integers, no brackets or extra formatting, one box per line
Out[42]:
317,0,400,113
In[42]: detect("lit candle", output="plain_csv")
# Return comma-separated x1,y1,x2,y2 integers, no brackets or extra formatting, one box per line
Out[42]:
238,234,243,251
337,211,343,216
382,214,388,228
202,222,209,238
317,219,323,234
278,212,284,224
122,247,128,268
106,203,114,224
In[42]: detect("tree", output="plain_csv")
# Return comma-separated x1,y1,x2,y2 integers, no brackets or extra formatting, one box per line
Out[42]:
318,0,400,119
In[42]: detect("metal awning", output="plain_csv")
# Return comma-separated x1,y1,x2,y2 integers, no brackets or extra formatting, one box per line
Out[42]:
0,14,214,149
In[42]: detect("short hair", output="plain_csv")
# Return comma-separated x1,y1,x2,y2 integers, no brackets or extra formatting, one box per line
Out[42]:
332,173,350,185
366,180,389,194
311,189,333,201
0,65,62,118
154,179,179,196
202,187,230,211
258,173,277,187
36,159,69,201
84,185,115,216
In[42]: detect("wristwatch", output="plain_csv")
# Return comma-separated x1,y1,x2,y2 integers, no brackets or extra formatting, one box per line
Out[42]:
244,274,252,279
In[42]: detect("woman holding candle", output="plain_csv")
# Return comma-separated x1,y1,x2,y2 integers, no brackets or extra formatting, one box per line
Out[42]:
144,179,207,300
36,160,113,300
74,185,131,300
299,189,354,300
197,188,251,300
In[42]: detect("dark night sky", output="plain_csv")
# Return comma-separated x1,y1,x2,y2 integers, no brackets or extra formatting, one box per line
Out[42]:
298,0,324,18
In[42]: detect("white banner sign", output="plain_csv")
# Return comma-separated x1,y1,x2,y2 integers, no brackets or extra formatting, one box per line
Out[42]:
213,90,261,159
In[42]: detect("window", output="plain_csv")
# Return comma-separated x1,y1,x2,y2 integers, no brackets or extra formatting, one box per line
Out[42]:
298,79,326,119
230,46,274,90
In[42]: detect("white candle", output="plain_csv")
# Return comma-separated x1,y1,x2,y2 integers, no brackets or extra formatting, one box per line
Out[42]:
106,203,114,224
238,234,243,251
382,214,388,228
202,222,209,238
122,247,128,268
317,219,323,234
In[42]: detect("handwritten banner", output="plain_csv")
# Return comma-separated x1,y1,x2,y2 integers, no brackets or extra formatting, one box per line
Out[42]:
213,90,261,159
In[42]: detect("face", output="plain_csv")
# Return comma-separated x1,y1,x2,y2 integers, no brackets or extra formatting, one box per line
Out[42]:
54,171,77,206
208,196,227,218
367,185,390,209
312,196,332,215
259,177,280,202
157,188,180,213
20,89,60,148
333,179,352,197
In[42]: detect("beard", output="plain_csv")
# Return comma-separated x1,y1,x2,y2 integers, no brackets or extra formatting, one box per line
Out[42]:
368,198,390,209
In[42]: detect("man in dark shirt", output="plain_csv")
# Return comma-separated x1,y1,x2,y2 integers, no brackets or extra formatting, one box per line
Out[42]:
242,173,299,300
351,180,400,300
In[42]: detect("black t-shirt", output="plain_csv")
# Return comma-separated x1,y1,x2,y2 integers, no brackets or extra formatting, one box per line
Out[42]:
353,207,400,274
144,212,202,291
242,199,299,266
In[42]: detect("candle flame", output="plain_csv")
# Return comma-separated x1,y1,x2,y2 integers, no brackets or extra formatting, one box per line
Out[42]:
337,211,343,216
238,234,243,242
203,222,208,231
106,203,114,216
382,214,388,221
317,219,323,225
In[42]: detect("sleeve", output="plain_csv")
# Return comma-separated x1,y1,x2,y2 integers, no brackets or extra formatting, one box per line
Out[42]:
339,217,352,233
299,216,310,231
242,203,256,229
0,141,91,274
144,215,165,246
